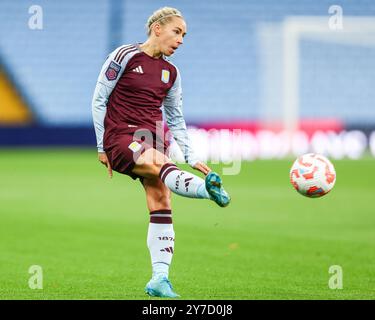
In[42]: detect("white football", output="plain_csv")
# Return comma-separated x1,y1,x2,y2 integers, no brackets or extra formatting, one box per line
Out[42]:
290,153,336,198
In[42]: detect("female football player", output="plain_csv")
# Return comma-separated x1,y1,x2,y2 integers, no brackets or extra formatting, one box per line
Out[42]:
92,7,230,298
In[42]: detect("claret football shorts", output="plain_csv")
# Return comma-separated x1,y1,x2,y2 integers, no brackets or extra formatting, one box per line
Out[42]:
104,129,170,180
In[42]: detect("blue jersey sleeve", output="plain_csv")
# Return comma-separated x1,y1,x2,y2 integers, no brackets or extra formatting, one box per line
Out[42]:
163,67,199,167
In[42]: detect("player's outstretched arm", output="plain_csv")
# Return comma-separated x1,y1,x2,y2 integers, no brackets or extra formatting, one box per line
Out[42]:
92,45,133,177
163,67,209,173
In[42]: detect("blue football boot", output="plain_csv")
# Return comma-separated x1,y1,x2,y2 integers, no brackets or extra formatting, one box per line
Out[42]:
205,172,231,207
145,275,180,298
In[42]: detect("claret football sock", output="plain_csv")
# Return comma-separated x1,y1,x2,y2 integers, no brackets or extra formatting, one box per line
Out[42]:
159,163,210,199
147,210,175,279
145,210,180,298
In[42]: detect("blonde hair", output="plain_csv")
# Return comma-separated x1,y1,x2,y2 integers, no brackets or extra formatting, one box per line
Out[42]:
146,7,184,36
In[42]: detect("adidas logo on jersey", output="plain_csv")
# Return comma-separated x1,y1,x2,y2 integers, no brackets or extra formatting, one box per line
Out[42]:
132,66,144,73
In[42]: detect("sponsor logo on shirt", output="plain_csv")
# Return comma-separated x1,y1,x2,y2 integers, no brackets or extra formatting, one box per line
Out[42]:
161,69,170,84
105,61,121,81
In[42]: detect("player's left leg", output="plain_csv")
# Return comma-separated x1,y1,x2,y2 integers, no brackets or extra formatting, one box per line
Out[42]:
132,148,230,207
142,177,180,298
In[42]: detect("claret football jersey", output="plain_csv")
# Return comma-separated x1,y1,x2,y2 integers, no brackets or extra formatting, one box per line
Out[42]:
92,43,198,165
101,44,178,133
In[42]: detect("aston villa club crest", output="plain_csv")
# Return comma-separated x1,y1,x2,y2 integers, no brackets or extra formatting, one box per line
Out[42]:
105,61,121,81
161,69,170,83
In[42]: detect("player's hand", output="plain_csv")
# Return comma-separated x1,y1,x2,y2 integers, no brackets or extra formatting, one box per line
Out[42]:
193,161,211,176
98,152,113,178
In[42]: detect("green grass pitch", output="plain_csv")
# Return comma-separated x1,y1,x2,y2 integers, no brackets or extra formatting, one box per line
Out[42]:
0,149,374,300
